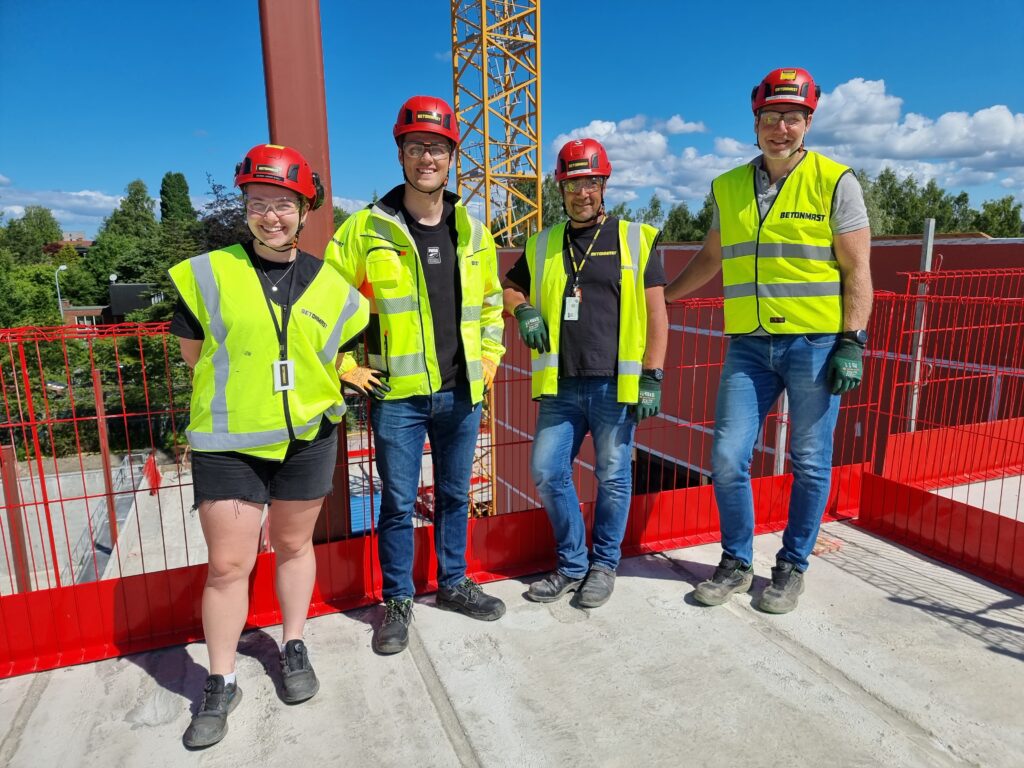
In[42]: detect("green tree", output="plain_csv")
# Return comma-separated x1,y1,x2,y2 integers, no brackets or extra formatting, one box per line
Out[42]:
974,196,1024,237
100,180,158,241
159,172,197,224
2,206,63,263
333,206,350,230
606,201,632,219
634,193,665,227
662,202,699,242
200,176,250,251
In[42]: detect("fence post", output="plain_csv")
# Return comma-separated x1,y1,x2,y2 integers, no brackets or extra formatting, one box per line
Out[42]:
1,444,31,593
93,369,119,548
907,218,936,432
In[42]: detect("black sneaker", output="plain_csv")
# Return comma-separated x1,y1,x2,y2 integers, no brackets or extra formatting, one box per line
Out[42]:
280,639,319,704
182,674,242,749
373,598,413,655
758,559,805,614
437,577,506,621
578,565,616,608
527,571,584,603
693,555,754,606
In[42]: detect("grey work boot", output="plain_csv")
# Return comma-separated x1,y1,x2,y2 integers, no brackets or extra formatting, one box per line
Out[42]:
437,577,506,621
693,555,754,606
280,639,319,704
182,674,242,749
373,598,413,655
758,559,805,614
578,565,616,608
527,571,584,603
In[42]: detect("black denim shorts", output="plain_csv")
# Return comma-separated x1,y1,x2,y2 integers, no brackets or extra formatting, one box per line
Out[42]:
191,419,338,506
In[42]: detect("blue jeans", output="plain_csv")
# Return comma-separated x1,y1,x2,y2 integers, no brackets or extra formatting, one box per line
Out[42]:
531,377,636,578
371,385,482,600
712,335,841,572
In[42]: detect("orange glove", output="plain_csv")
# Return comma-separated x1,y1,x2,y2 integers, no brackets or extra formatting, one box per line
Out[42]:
341,366,391,399
482,358,498,391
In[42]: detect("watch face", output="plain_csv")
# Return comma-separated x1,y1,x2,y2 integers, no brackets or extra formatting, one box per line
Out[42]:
644,368,664,381
855,330,868,345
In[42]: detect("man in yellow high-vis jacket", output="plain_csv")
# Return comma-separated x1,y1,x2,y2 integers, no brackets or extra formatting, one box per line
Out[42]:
503,138,668,609
665,68,873,614
325,96,506,655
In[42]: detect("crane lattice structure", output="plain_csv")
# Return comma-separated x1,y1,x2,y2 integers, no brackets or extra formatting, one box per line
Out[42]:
451,0,542,248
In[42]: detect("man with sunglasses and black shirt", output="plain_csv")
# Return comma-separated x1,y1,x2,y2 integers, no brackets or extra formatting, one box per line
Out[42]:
502,138,668,609
325,96,506,655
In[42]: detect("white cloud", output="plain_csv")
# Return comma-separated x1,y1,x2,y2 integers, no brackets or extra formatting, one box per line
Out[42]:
0,173,10,186
333,196,369,212
617,115,647,131
662,115,705,134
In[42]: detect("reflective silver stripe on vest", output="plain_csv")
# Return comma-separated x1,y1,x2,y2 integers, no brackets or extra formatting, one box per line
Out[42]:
324,402,346,420
482,322,503,343
191,253,231,434
319,289,363,365
626,222,642,272
758,242,835,261
470,218,484,252
377,295,419,313
618,360,642,376
722,241,758,260
532,228,552,317
532,352,558,374
467,359,482,381
759,281,841,298
387,352,429,377
723,282,757,299
462,305,482,321
188,414,324,451
368,212,400,243
368,353,386,370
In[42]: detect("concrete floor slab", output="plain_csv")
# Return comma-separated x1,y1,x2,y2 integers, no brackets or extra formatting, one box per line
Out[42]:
1,521,1022,768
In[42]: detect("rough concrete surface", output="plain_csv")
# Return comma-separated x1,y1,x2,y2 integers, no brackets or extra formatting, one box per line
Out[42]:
1,520,1022,768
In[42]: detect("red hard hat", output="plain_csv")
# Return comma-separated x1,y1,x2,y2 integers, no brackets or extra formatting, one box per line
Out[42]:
393,95,460,145
554,138,612,183
234,144,325,210
751,68,821,114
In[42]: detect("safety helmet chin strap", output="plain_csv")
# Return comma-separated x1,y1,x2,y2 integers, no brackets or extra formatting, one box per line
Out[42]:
403,169,449,196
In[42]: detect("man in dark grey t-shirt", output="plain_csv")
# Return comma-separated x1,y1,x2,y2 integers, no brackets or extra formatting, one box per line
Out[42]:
665,67,873,614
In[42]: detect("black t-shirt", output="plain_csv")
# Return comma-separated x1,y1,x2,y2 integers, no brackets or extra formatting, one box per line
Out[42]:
401,202,466,391
505,216,665,378
169,241,326,340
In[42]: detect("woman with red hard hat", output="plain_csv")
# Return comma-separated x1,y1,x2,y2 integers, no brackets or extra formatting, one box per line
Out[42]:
169,144,368,749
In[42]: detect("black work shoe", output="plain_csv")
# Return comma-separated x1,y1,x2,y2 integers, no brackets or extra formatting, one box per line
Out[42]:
437,577,506,621
182,674,242,749
280,639,319,704
527,571,585,603
758,559,805,614
693,555,754,606
373,598,413,655
578,565,616,608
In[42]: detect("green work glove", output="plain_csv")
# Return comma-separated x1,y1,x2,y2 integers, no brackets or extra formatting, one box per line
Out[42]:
634,373,662,422
827,340,864,395
514,303,549,354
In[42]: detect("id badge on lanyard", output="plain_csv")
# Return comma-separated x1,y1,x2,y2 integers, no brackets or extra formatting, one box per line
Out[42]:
273,359,296,392
563,295,580,321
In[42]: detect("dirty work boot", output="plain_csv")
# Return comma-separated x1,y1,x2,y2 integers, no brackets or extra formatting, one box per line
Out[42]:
693,555,754,606
578,565,616,608
527,571,584,603
182,674,242,749
373,598,413,655
758,559,805,614
280,639,319,704
437,577,506,621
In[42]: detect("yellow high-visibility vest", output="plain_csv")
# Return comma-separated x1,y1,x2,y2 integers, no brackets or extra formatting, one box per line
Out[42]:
169,244,369,459
714,151,850,334
324,192,505,404
524,218,657,402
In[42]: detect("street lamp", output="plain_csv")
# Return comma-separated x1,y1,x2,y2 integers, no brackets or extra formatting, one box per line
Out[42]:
54,264,68,323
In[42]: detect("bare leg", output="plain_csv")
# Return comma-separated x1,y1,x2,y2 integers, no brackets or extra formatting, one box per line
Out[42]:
268,498,324,642
198,499,264,675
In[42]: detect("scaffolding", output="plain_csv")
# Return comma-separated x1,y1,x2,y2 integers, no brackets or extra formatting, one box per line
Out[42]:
451,0,542,248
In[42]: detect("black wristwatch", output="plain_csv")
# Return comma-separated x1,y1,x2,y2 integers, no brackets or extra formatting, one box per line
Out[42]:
841,330,868,347
642,368,665,381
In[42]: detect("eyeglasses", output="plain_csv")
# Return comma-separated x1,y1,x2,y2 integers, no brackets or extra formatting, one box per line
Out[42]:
561,177,604,194
759,110,808,128
403,141,452,159
245,198,300,216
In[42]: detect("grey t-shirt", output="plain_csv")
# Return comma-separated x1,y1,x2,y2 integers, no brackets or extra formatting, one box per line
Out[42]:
709,153,869,234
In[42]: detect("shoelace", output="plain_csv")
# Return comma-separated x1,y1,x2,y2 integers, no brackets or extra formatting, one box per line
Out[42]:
384,599,412,623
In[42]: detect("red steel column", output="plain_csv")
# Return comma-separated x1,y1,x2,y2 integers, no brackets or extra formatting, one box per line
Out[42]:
258,0,334,258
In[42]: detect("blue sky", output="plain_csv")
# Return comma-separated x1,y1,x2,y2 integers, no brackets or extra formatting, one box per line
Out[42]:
2,0,1023,238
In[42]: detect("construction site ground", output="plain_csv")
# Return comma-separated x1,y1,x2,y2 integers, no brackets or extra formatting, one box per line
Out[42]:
1,520,1022,768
